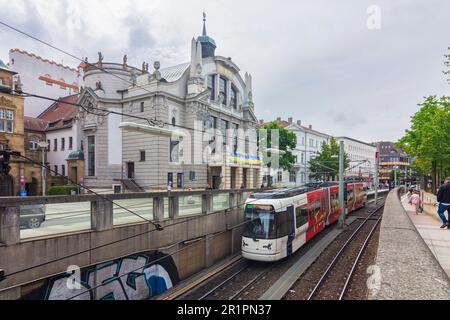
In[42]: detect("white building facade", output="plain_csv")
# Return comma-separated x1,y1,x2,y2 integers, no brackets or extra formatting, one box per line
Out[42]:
335,136,376,180
8,49,82,117
77,16,261,191
268,118,331,187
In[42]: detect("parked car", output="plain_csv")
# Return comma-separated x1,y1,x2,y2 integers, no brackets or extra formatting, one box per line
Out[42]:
20,204,46,229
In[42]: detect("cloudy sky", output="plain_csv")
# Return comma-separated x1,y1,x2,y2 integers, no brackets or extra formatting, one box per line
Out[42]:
0,0,449,142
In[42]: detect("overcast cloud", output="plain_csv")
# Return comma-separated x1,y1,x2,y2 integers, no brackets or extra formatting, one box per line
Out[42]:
0,0,449,143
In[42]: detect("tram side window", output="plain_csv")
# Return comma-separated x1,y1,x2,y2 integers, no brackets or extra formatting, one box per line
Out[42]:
276,211,295,238
295,205,308,228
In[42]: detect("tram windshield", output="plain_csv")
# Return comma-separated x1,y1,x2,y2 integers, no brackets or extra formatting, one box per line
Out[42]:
243,204,276,239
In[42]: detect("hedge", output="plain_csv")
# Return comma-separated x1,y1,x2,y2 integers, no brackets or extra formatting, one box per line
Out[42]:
48,185,79,196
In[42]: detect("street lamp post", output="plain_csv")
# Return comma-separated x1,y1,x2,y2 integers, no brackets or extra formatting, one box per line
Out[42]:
374,149,379,205
393,165,398,188
338,141,345,229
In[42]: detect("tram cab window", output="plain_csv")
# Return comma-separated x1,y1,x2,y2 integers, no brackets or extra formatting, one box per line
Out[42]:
295,204,308,228
244,204,276,239
276,210,295,238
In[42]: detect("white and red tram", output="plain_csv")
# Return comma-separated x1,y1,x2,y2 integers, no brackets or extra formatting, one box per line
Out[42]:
241,182,367,262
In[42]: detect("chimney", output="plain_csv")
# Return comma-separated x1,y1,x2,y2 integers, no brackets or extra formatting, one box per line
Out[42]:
309,125,312,129
277,117,281,122
297,120,302,126
288,117,293,124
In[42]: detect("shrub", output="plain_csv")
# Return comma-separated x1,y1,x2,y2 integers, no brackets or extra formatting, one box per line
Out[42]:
48,185,79,196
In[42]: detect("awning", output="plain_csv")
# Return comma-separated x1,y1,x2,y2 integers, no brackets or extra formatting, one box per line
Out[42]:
118,122,187,138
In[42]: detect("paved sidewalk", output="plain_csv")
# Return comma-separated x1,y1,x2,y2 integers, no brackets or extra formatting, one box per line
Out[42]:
401,196,450,277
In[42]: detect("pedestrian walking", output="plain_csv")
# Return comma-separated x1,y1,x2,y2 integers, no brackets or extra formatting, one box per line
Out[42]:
408,190,422,215
407,188,414,201
437,177,450,229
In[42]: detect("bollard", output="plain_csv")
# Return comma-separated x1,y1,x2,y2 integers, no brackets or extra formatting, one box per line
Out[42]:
0,206,20,245
91,200,113,231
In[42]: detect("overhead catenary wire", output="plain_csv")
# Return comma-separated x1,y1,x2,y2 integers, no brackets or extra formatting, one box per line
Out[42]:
15,154,163,230
1,19,274,150
0,184,303,284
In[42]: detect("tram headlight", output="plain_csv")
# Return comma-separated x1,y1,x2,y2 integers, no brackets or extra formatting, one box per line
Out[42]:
262,243,273,250
242,240,249,247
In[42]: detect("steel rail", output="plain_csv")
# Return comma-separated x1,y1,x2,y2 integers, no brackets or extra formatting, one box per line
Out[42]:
198,265,249,300
307,204,384,300
228,269,268,300
338,214,383,300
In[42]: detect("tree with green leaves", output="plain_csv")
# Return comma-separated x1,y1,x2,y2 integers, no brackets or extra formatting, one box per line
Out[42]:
258,121,297,172
308,137,349,181
398,95,450,193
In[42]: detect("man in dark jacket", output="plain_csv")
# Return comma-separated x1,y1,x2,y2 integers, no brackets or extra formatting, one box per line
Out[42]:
437,177,450,229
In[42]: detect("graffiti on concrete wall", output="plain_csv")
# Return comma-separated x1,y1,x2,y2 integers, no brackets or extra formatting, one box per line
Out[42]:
22,251,179,300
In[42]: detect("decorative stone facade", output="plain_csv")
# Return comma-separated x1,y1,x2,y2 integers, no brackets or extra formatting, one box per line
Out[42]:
0,60,44,196
78,16,261,191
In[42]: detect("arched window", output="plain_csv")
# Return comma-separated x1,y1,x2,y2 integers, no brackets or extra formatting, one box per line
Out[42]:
219,76,227,105
29,136,40,151
231,85,237,109
172,117,176,126
207,74,216,101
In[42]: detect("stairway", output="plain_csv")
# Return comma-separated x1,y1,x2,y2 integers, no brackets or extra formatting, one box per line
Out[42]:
121,179,145,192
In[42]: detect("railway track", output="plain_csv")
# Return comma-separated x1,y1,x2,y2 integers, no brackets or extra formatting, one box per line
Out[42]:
199,263,270,300
306,204,384,300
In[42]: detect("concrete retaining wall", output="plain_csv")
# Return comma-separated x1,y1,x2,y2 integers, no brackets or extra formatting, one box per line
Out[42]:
0,189,254,300
372,188,450,300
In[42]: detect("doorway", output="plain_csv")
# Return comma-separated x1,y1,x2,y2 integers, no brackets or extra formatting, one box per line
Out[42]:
242,168,248,188
230,167,237,189
25,177,38,196
127,162,135,179
69,167,78,184
212,176,221,190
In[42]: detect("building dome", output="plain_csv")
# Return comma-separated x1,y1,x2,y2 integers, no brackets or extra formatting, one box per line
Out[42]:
197,12,216,58
67,150,85,161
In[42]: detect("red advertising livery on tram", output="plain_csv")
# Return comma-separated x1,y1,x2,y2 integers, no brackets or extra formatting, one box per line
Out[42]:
241,182,367,262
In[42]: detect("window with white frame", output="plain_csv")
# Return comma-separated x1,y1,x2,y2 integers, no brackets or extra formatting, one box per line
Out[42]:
207,75,216,101
29,136,40,151
289,171,296,183
0,109,14,133
219,76,227,105
277,171,283,182
231,85,237,109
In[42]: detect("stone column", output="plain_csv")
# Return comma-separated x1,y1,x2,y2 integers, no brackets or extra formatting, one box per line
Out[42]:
153,197,165,221
236,167,243,189
229,191,237,210
91,200,113,231
202,192,213,214
0,206,20,245
169,195,179,219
